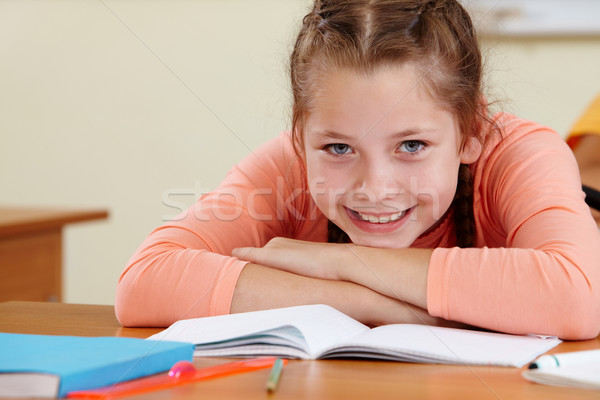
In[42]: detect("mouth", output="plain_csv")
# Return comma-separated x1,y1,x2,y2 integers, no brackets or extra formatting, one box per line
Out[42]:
353,209,407,224
346,207,415,232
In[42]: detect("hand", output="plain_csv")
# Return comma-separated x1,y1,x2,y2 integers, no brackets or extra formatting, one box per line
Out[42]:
232,237,346,281
234,237,432,310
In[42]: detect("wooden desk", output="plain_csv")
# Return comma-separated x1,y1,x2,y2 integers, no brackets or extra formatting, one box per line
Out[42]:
0,208,108,302
1,301,599,399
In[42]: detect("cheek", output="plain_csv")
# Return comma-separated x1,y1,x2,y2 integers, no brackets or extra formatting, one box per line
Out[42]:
433,177,458,214
306,158,350,212
413,163,459,216
305,155,325,192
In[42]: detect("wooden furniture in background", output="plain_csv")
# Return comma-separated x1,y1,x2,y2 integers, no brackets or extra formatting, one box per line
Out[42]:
1,301,599,400
0,207,108,302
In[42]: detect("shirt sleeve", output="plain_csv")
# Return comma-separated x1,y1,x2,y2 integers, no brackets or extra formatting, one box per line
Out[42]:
427,115,600,340
115,132,325,327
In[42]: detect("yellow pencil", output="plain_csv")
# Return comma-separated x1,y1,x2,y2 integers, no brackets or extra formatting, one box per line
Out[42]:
266,358,285,393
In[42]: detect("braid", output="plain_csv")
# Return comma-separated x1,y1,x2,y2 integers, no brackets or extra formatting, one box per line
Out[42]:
452,163,476,248
327,220,350,244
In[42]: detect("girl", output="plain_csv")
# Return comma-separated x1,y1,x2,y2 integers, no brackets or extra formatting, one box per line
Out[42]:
115,0,600,340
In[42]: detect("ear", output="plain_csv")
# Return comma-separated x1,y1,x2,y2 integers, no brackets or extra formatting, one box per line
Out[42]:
460,136,482,164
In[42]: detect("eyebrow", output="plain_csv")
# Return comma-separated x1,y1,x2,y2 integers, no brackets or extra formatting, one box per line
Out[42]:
317,130,355,141
315,128,434,142
389,128,433,139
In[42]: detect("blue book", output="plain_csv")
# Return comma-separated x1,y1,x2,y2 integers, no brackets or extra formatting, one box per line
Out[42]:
0,333,194,398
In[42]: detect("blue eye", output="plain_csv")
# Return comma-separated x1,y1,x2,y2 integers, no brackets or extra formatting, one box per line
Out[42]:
326,143,353,155
400,140,424,153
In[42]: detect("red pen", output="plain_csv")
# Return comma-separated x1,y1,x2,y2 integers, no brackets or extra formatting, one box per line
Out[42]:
67,357,283,399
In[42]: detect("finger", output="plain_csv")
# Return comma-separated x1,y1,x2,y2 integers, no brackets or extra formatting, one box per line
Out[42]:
233,247,280,268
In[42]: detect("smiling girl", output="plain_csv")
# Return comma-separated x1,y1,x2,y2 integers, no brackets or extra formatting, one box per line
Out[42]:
115,0,600,340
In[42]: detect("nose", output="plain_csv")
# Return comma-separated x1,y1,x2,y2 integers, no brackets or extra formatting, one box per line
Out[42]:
353,156,399,203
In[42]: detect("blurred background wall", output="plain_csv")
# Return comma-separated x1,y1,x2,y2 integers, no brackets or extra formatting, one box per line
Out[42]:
1,0,599,305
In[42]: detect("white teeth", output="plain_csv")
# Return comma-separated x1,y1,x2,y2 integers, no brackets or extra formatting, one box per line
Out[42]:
359,210,405,223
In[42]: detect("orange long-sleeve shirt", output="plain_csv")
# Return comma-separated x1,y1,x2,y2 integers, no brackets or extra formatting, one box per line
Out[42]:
115,113,600,339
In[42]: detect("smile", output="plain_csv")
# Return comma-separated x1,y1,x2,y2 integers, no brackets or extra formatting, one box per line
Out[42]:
344,206,414,234
356,210,406,224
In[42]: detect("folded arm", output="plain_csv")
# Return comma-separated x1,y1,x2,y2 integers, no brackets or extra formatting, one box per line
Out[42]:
230,262,456,328
115,132,457,328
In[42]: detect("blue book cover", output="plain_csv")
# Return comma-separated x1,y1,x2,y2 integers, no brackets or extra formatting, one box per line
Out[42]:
0,333,194,398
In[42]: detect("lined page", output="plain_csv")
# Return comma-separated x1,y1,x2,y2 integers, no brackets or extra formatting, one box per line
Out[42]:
148,304,368,358
323,324,561,366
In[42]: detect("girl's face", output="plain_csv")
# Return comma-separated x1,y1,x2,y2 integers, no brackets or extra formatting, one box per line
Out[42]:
303,64,480,248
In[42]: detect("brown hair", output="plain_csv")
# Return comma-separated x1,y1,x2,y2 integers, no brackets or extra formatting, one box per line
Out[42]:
291,0,493,247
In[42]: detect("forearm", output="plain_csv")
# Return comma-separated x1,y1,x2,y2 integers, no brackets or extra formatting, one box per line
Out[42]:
336,245,432,310
231,263,445,327
116,246,247,327
233,239,432,311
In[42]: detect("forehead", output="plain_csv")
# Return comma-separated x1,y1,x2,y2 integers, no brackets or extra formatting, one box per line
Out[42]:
309,62,445,107
305,64,454,135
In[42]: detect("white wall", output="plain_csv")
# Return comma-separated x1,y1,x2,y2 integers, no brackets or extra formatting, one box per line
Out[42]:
1,1,599,305
481,37,600,133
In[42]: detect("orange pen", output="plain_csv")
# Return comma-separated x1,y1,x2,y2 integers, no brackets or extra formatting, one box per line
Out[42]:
67,357,284,399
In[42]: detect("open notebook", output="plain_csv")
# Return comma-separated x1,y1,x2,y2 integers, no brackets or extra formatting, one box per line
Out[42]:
149,304,560,367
